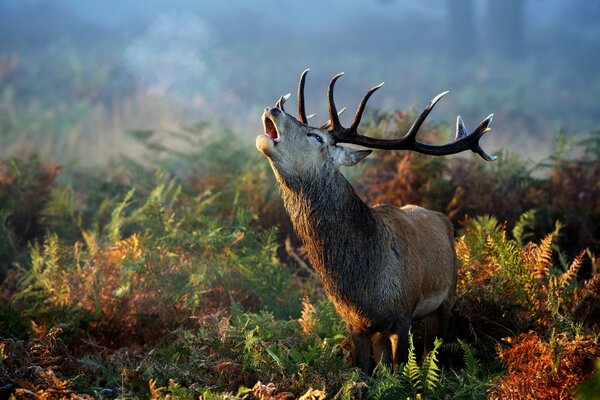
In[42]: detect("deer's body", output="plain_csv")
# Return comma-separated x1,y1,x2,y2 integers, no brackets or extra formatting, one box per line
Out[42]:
257,70,494,372
269,141,456,370
278,163,456,326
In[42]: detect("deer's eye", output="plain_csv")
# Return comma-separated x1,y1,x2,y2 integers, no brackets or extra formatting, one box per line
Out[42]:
307,132,324,144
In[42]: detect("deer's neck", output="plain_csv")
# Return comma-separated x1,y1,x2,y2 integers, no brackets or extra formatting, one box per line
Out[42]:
275,166,383,294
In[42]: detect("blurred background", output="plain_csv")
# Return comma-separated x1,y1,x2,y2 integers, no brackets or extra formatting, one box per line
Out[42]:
0,0,599,164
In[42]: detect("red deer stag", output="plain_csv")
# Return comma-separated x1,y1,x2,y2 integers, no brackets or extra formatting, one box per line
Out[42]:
256,70,496,373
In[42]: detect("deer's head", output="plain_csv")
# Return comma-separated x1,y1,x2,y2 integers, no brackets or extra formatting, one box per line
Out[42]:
257,69,497,183
256,103,372,181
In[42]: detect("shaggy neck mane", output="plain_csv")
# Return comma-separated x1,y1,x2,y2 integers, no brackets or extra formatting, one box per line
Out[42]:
273,164,383,298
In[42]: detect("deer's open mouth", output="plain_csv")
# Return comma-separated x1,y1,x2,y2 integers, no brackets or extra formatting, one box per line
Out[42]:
263,116,280,142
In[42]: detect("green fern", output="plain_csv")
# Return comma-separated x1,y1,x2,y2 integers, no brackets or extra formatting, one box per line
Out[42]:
368,363,407,400
420,338,442,393
462,215,503,258
402,332,421,391
512,209,536,244
446,339,495,400
458,339,479,377
312,300,347,342
106,188,135,243
17,234,63,302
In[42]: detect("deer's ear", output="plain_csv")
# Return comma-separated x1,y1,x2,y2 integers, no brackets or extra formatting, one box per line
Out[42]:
332,146,372,167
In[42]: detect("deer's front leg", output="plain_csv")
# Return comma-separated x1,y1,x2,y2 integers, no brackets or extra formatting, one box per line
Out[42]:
350,332,372,373
372,332,392,369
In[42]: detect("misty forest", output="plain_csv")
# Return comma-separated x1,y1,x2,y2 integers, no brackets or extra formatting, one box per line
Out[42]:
1,0,600,399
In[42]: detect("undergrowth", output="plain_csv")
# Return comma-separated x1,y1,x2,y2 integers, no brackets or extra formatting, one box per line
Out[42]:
1,118,599,399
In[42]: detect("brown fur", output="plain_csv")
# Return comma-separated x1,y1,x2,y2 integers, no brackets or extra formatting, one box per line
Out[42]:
257,108,457,372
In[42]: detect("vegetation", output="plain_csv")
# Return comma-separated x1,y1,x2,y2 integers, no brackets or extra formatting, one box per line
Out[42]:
0,113,599,399
1,2,598,397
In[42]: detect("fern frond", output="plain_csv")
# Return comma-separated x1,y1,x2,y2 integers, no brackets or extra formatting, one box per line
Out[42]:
470,215,502,246
485,231,520,277
299,297,316,335
512,209,537,244
148,378,164,400
458,338,479,377
455,236,471,270
402,332,420,390
420,338,442,393
560,251,584,290
533,234,554,280
107,188,135,243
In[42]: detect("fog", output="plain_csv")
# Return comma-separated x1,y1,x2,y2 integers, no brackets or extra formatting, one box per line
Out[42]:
1,0,599,162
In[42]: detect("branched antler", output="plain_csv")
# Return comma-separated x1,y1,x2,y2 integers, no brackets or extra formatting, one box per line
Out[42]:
294,71,497,161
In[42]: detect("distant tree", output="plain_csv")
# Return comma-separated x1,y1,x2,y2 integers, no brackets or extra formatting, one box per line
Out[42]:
487,0,525,60
564,0,600,36
447,0,476,62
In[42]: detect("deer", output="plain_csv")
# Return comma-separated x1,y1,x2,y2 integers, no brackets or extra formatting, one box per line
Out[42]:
255,69,496,373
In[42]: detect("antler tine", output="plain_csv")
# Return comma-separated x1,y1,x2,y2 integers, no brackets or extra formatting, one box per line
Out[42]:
350,82,385,131
455,115,468,140
327,72,345,131
321,107,347,130
331,90,447,144
403,91,449,143
298,69,310,123
470,114,497,161
276,93,291,111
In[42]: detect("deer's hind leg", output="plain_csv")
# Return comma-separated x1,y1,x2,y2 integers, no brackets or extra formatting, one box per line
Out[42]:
390,317,411,372
421,300,452,358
